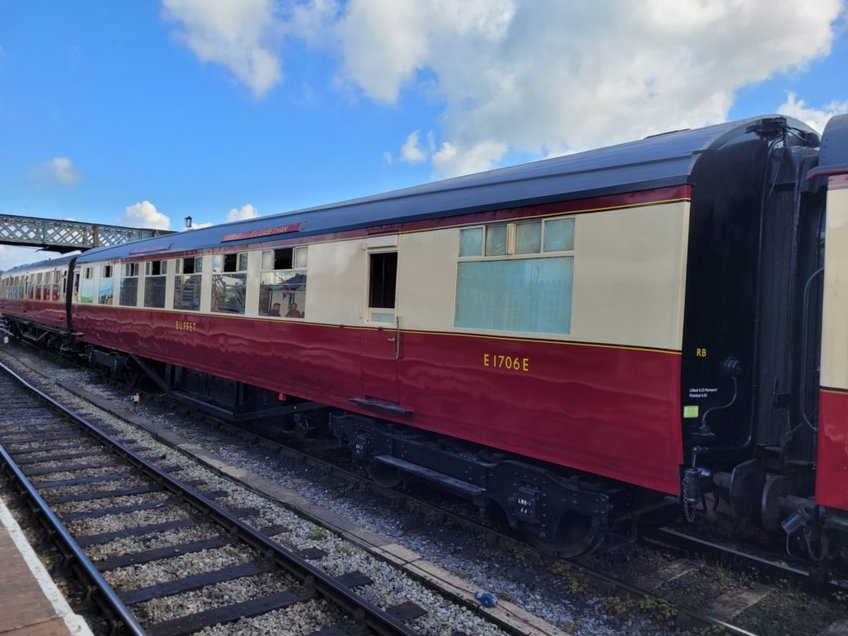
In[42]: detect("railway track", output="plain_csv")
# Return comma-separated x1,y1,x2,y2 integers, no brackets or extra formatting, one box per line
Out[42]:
0,359,501,635
3,343,847,635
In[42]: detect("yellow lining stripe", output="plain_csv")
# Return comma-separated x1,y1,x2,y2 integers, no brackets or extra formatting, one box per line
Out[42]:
820,387,848,396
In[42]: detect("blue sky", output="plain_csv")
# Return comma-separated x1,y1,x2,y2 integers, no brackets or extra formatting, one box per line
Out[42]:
1,1,846,270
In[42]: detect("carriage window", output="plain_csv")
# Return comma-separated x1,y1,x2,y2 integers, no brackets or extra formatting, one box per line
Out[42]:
99,265,114,305
368,251,397,323
485,225,508,256
459,227,484,257
79,267,95,304
52,270,61,301
144,260,167,308
455,216,575,334
213,253,248,274
259,247,307,318
119,262,140,307
174,256,202,311
543,218,575,252
212,252,247,314
34,272,43,300
516,221,542,254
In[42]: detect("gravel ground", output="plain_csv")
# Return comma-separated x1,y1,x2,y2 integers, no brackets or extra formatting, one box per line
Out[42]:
40,477,148,499
54,491,171,515
66,506,195,537
105,544,255,589
199,598,352,636
84,522,223,561
135,571,297,624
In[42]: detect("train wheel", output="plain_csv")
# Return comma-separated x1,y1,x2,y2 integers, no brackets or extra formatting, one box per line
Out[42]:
529,511,604,557
367,461,403,489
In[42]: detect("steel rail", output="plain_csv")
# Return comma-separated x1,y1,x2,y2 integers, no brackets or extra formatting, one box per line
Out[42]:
0,444,147,635
643,526,846,595
0,360,417,636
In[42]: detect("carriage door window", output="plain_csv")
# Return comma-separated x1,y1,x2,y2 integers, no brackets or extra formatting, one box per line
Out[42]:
174,256,202,311
211,252,248,315
368,252,397,324
119,263,140,307
144,260,167,308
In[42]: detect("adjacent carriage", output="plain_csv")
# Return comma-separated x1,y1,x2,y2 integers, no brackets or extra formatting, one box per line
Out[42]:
3,113,847,557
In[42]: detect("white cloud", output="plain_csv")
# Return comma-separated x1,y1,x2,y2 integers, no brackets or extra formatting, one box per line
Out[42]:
318,0,843,176
162,0,283,97
186,221,214,230
160,0,844,176
27,156,82,186
432,139,507,177
778,92,848,134
120,201,171,230
226,203,259,222
399,131,426,163
333,0,514,103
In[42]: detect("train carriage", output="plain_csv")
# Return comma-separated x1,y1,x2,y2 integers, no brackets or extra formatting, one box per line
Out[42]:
3,113,848,557
0,255,74,345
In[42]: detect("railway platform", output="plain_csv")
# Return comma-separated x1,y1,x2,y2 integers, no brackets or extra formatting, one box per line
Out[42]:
0,496,92,635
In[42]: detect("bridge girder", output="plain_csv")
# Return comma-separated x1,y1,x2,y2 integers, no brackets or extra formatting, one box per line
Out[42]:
0,213,172,253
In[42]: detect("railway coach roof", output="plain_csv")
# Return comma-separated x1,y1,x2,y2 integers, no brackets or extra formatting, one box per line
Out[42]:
2,253,77,276
76,114,817,263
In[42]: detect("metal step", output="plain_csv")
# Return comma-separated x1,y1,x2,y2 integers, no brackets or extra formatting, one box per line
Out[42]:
373,455,486,496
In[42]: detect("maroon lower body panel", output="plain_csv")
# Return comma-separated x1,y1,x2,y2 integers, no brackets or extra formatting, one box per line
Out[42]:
1,300,67,331
818,389,848,511
75,307,684,495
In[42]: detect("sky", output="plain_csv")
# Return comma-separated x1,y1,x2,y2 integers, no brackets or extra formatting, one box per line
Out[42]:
1,0,847,271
